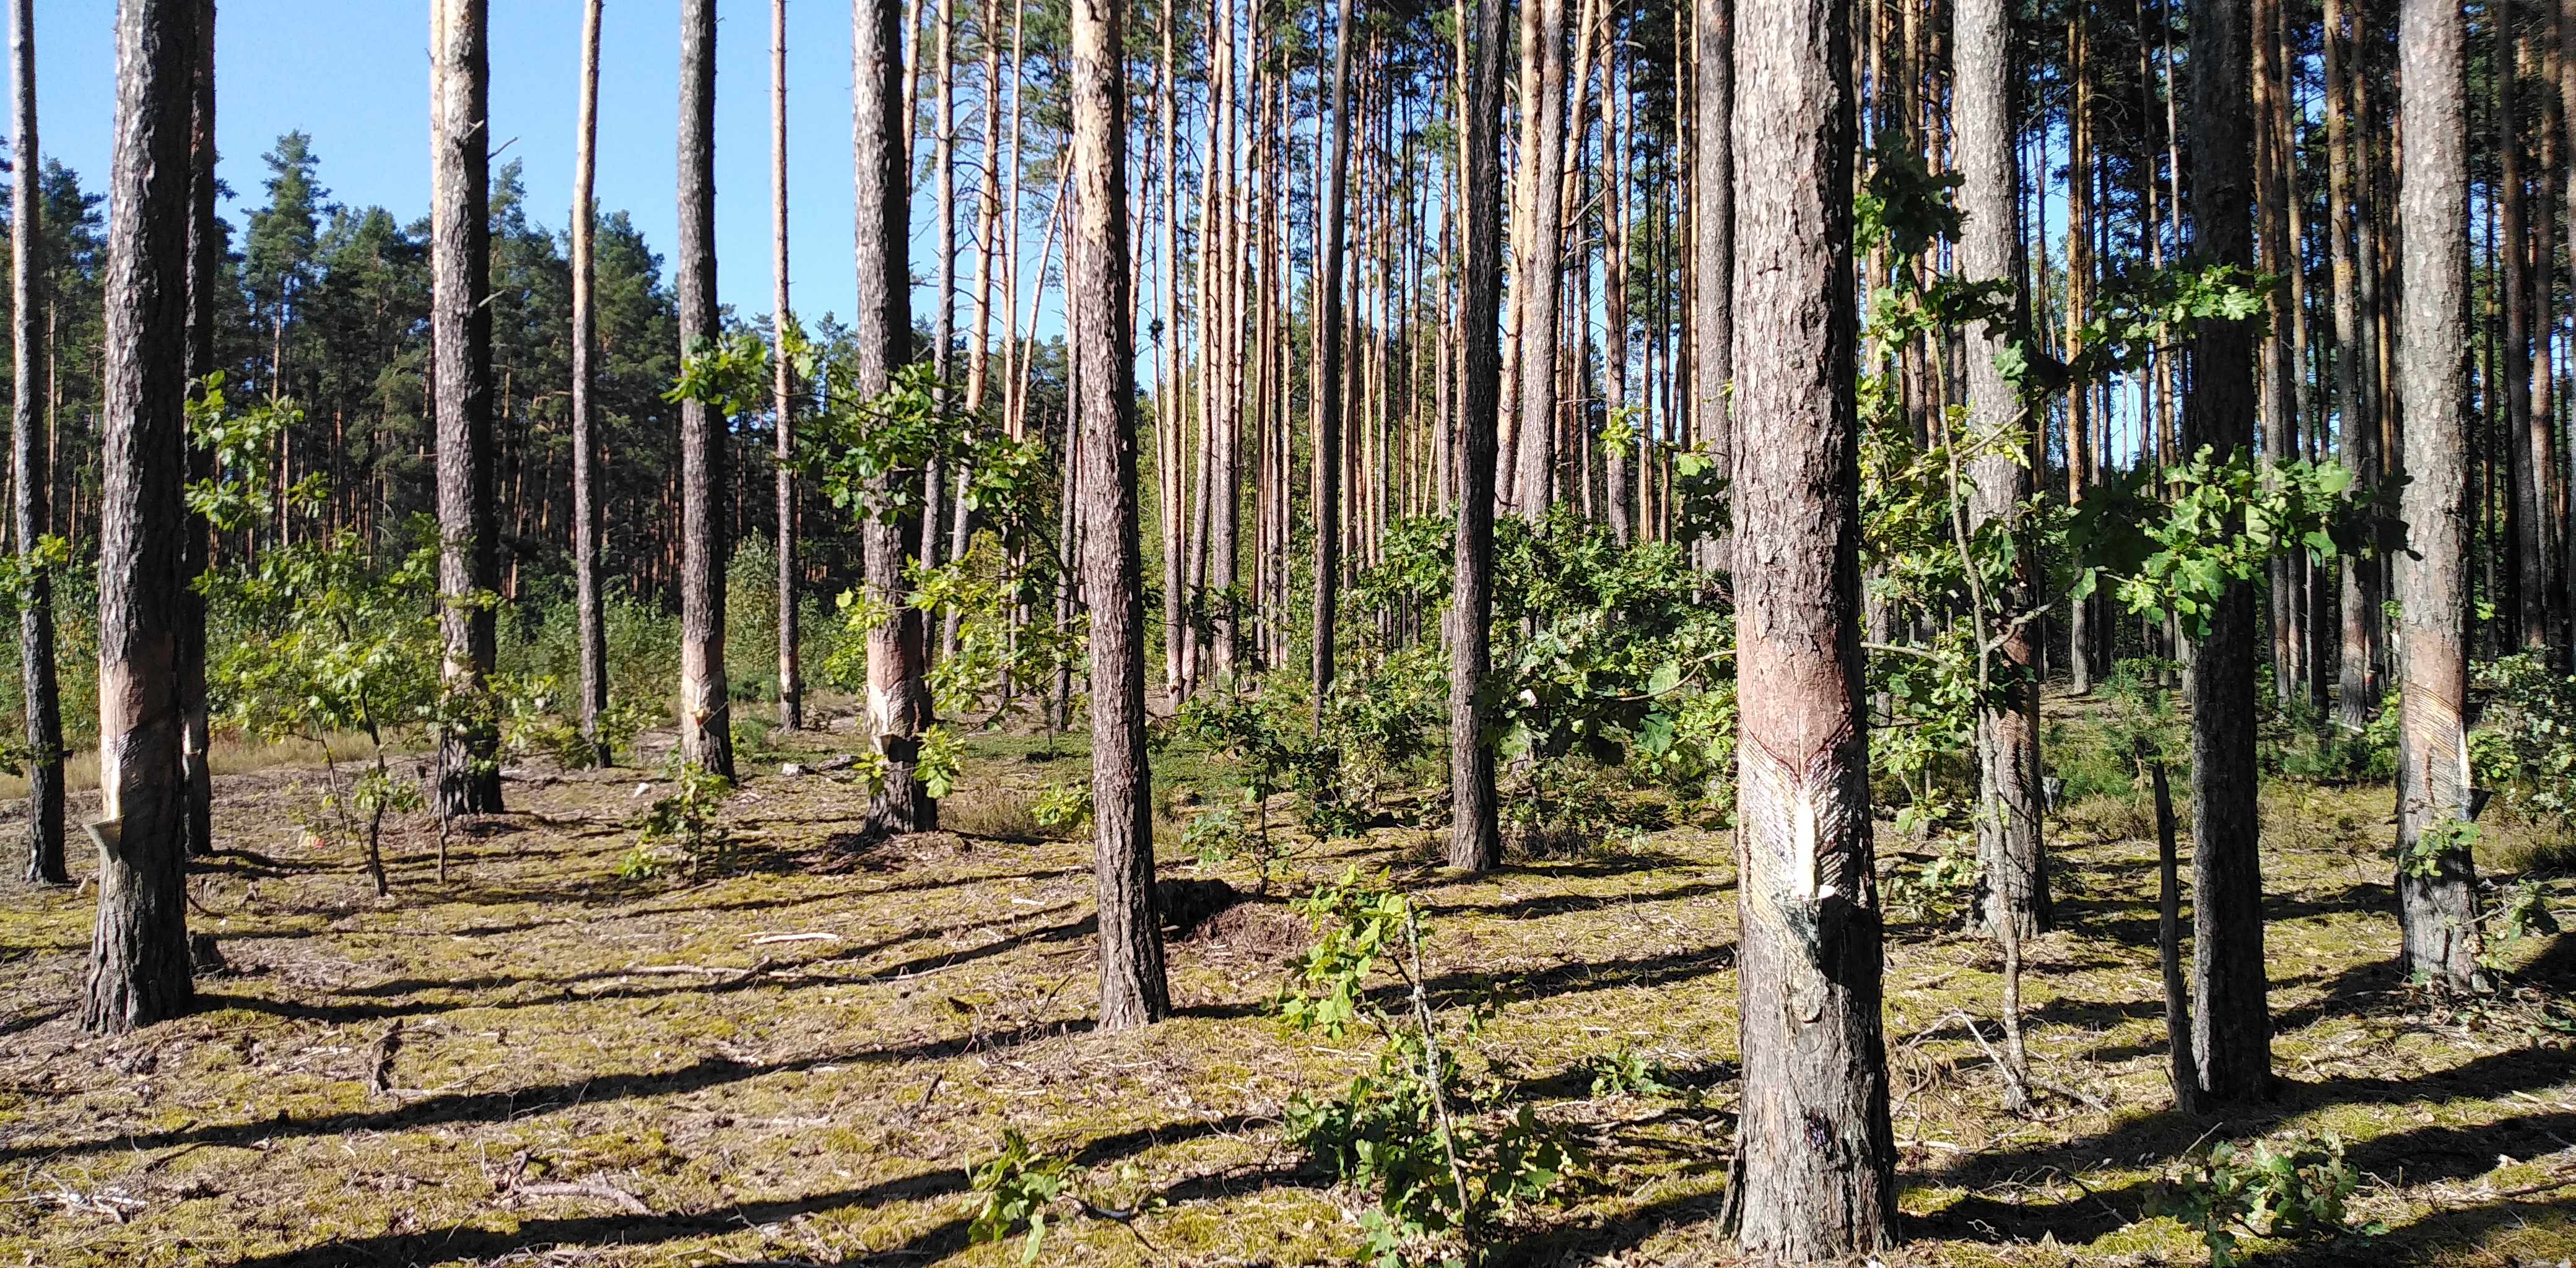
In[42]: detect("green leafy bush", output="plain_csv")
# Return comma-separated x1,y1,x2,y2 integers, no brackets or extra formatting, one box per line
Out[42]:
964,1127,1071,1264
2150,1131,2380,1266
621,759,734,878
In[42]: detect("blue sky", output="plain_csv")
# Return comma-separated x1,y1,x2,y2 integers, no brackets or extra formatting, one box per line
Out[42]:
33,0,874,325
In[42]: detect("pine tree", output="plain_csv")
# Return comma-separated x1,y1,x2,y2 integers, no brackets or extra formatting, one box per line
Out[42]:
674,0,734,778
10,0,64,887
431,0,504,814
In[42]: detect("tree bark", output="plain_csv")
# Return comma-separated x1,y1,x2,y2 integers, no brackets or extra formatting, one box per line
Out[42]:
772,0,801,733
2186,0,2273,1103
2325,0,2377,729
1448,0,1507,875
675,0,734,778
432,0,503,814
1511,0,1567,519
2502,0,2550,653
1956,0,2048,940
1311,0,1354,723
2393,0,2482,991
1691,0,1731,571
85,0,197,1034
1067,0,1167,1028
11,0,63,886
571,0,609,766
176,0,211,858
1729,0,1896,1253
856,0,932,830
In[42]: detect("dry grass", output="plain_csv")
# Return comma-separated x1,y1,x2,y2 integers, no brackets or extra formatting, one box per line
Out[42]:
0,705,2572,1267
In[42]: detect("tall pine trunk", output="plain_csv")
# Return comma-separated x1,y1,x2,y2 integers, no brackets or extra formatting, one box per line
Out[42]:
772,0,801,732
1447,0,1506,874
571,0,609,766
2187,0,2274,1103
1067,0,1168,1027
11,0,63,886
84,0,197,1034
177,0,211,857
2393,0,2483,991
1957,0,2048,939
1729,0,1895,1251
432,0,503,815
675,0,735,778
1691,0,1731,572
1510,0,1567,519
856,0,933,830
1311,0,1354,723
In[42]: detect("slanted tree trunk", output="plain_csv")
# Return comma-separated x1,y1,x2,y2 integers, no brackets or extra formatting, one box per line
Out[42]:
84,0,197,1034
11,0,64,886
1448,0,1507,874
571,0,609,766
1511,0,1567,519
2186,0,2274,1103
2393,0,2482,991
1066,0,1167,1028
432,0,503,814
1956,0,2048,939
1311,0,1354,723
856,0,933,830
772,0,801,733
1690,0,1731,571
1729,0,1897,1251
177,0,211,858
674,0,734,778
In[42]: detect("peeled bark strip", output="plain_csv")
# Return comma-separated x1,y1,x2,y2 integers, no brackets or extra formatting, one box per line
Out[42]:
11,0,64,886
1066,0,1168,1028
2185,0,2273,1103
855,0,931,831
1729,0,1896,1251
85,0,198,1034
571,0,609,765
2393,0,2482,991
1448,0,1507,874
675,0,734,779
431,0,504,814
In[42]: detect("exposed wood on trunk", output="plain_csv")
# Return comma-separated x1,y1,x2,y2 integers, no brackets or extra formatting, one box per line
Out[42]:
432,0,504,814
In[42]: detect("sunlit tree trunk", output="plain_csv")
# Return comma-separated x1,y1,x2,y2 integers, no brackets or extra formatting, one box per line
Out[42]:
771,0,801,732
674,0,734,778
11,0,63,885
1729,0,1896,1251
2187,0,2273,1103
1690,0,1731,571
571,0,609,765
1067,0,1167,1027
856,0,932,830
432,0,504,814
84,0,197,1034
176,0,211,858
1311,0,1354,723
1448,0,1505,874
1511,0,1566,519
2393,0,2483,992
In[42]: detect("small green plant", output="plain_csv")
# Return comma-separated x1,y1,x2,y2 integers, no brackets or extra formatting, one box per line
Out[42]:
1884,837,1982,922
1030,779,1094,835
1182,807,1248,868
965,1127,1071,1264
1582,1048,1673,1098
2395,816,2480,880
2151,1131,2381,1267
622,759,735,878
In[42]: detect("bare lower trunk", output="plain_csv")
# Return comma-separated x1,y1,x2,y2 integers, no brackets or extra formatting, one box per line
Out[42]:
675,0,734,778
2149,759,2196,1111
1730,0,1896,1251
1448,0,1507,874
11,0,64,885
432,0,503,814
1067,0,1167,1028
85,0,198,1033
570,0,609,765
2393,0,2483,991
2186,0,2273,1103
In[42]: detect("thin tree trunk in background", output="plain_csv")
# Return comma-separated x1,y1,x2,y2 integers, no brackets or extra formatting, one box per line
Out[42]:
571,0,608,765
2253,0,2297,701
675,0,734,778
920,0,954,601
1512,0,1567,519
2504,1,2549,651
1730,0,1895,1251
2394,0,2482,992
1155,0,1181,699
2327,0,2377,729
85,0,196,1033
176,0,210,858
1957,0,2048,940
1312,0,1354,724
2186,0,2273,1103
1601,48,1630,545
2063,7,2093,695
1691,0,1731,570
772,0,801,732
2561,0,2576,664
11,0,62,885
432,0,503,815
856,0,932,831
1067,0,1167,1028
1449,0,1505,874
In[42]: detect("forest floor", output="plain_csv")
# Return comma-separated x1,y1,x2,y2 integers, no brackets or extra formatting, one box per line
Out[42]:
2,698,2575,1267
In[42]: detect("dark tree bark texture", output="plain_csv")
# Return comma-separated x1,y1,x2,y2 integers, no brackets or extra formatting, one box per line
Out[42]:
676,0,734,779
1447,0,1507,874
11,0,64,886
432,0,503,814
